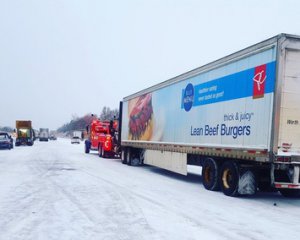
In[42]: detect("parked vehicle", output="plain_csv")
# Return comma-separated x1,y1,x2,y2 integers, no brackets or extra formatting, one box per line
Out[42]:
71,131,81,144
120,34,300,197
15,120,34,146
0,132,13,150
71,136,80,144
84,119,119,158
49,135,57,140
39,128,49,141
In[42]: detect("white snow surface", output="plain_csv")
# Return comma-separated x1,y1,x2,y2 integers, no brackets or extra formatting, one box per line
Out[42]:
0,138,300,240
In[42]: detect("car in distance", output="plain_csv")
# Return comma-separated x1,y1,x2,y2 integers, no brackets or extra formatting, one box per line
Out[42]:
49,135,57,140
71,136,80,144
0,132,13,150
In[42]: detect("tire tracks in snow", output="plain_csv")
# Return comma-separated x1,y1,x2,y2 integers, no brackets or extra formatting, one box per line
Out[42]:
79,167,235,240
46,167,162,240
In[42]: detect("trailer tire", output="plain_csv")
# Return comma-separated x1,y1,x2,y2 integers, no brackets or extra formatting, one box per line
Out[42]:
131,156,140,166
279,189,300,198
98,145,102,157
139,150,145,166
121,148,127,164
219,161,239,197
126,148,140,166
202,158,219,191
102,150,107,158
126,148,132,166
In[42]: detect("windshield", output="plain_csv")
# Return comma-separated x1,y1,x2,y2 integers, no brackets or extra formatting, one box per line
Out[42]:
18,129,31,138
0,134,9,140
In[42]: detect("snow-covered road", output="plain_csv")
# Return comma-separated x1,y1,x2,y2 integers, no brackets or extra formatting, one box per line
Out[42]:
0,139,300,240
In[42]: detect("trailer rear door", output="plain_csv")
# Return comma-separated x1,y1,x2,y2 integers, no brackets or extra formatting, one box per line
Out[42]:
278,49,300,155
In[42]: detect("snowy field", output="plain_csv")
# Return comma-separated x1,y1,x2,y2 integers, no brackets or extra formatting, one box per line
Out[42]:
0,138,300,240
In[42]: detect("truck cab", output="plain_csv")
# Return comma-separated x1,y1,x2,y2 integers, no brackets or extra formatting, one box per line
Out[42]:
84,119,119,158
15,121,34,146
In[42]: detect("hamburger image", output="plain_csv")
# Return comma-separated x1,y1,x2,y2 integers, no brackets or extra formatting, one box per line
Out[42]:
128,93,153,140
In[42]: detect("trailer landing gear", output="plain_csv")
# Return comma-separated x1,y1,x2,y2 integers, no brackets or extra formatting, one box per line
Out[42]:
122,147,142,166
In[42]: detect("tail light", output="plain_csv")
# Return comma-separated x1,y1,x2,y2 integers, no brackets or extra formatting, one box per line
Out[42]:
282,143,292,152
276,156,292,163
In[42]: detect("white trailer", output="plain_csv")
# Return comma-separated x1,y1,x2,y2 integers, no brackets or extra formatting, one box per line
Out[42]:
71,131,82,144
73,131,82,138
120,34,300,197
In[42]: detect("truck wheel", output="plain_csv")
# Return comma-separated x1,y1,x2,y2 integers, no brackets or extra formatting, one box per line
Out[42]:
219,161,239,197
85,144,90,154
127,148,140,166
126,148,132,166
279,189,300,198
202,158,219,191
121,148,127,164
131,156,140,166
98,145,102,157
102,149,107,158
139,150,145,166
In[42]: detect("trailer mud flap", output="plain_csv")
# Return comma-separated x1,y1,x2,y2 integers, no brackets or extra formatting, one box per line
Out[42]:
238,170,256,195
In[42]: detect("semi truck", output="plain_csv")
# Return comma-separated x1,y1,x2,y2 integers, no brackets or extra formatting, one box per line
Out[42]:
120,33,300,197
15,120,34,146
71,131,82,144
39,128,49,141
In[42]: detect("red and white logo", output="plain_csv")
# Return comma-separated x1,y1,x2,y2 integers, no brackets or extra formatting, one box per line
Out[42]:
253,64,266,99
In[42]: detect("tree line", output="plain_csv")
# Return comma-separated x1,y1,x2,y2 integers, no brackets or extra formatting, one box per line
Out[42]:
0,126,14,132
57,107,119,133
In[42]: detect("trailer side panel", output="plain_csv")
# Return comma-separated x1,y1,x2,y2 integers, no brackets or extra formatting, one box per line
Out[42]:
122,47,277,154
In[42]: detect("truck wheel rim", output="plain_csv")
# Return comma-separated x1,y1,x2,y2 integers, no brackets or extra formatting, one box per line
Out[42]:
222,169,232,189
204,166,212,184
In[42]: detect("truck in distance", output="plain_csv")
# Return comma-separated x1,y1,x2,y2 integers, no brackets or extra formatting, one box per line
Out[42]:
71,131,81,144
15,120,34,146
39,128,49,141
119,33,300,198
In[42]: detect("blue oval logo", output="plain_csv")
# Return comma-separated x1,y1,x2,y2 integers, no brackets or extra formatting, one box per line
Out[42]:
183,83,194,112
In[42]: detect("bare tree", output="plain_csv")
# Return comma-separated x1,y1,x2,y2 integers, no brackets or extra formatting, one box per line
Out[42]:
99,106,119,121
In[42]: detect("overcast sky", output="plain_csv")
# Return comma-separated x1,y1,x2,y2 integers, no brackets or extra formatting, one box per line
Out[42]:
1,0,300,130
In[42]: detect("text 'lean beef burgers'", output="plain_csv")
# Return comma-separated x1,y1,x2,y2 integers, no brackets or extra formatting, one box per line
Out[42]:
129,93,153,140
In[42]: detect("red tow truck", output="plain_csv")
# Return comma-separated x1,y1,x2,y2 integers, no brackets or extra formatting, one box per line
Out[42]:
84,118,119,158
